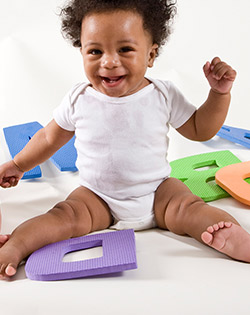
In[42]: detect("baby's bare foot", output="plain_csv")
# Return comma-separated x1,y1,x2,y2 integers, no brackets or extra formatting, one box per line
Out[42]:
0,241,23,278
201,221,250,262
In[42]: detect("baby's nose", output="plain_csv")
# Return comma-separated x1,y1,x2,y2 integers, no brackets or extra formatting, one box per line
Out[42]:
101,53,120,69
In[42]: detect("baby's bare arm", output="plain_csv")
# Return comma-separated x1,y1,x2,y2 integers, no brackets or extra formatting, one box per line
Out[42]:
13,119,74,172
0,120,74,188
177,57,236,141
177,90,231,141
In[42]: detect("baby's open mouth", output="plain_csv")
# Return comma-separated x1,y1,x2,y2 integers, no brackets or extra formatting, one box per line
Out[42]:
101,76,125,84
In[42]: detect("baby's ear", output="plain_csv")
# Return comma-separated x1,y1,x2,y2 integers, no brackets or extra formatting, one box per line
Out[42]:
148,44,158,68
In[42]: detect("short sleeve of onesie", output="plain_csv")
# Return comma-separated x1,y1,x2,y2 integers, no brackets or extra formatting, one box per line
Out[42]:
53,83,89,132
148,78,196,129
167,81,196,129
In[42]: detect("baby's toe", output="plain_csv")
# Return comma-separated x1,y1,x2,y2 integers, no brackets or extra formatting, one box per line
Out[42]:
213,223,219,231
207,226,214,233
218,221,225,228
201,231,213,245
5,264,16,277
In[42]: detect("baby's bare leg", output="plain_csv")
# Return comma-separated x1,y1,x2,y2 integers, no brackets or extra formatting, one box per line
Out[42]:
0,186,112,278
154,178,250,262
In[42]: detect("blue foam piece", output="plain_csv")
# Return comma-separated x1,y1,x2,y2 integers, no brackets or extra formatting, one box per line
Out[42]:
49,136,77,172
3,121,78,178
25,229,137,281
3,121,43,179
217,125,250,149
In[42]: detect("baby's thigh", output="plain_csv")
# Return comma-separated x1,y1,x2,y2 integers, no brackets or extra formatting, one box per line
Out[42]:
65,186,113,233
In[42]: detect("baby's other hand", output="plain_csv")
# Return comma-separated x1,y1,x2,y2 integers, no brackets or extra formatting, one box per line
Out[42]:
0,160,24,188
203,57,237,94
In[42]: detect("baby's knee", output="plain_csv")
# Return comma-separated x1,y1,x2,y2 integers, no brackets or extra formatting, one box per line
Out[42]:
164,192,204,233
172,192,204,214
49,200,93,236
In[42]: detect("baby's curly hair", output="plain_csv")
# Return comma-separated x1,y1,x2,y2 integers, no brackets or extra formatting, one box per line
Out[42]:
60,0,176,53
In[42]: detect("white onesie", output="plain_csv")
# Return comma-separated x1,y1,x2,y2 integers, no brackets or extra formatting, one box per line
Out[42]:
53,79,196,230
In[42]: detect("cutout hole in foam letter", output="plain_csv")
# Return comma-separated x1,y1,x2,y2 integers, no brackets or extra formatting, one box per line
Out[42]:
205,176,216,186
221,126,230,132
193,160,219,172
244,177,250,184
62,243,103,263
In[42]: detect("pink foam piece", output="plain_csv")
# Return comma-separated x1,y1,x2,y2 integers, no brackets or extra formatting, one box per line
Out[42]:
25,229,137,281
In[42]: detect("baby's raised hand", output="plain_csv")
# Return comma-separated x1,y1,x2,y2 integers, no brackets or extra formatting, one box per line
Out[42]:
0,160,24,188
203,57,236,94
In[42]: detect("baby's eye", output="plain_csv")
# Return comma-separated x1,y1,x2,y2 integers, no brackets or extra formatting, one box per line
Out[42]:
88,49,102,55
119,46,134,53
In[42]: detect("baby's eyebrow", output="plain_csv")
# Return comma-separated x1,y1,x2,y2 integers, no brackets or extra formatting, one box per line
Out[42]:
83,41,100,48
117,39,138,45
83,39,138,49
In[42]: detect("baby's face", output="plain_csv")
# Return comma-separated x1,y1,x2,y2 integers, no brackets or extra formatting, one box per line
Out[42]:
80,10,158,97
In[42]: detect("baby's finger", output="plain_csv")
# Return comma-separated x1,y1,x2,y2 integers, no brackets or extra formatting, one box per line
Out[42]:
12,178,20,187
1,177,14,188
212,62,234,81
0,182,11,189
9,177,17,186
210,56,222,70
203,61,211,77
223,68,237,81
211,62,226,78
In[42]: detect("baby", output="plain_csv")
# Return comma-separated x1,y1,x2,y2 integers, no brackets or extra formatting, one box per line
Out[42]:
0,0,249,279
